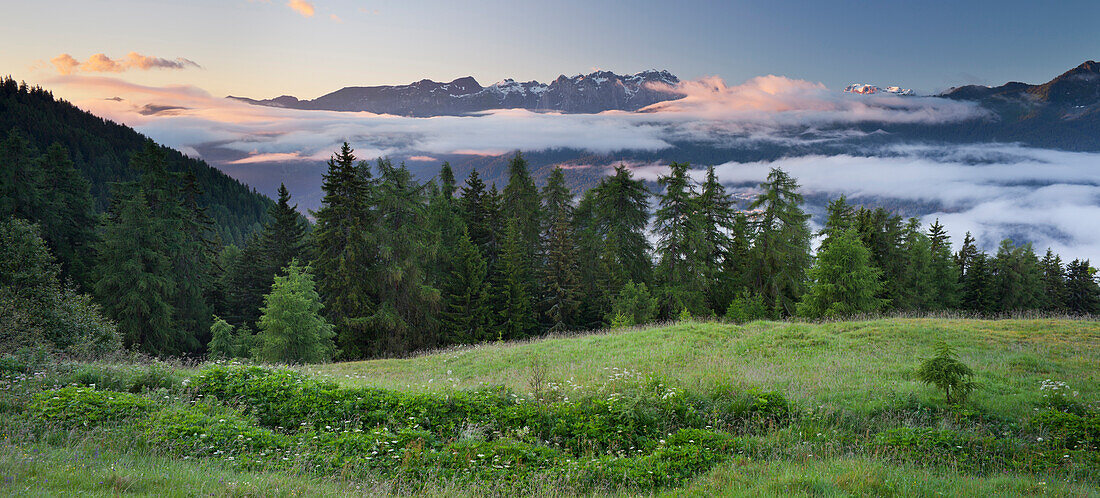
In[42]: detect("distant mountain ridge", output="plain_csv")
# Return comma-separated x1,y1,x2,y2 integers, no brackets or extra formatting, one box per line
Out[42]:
931,60,1100,150
230,70,685,116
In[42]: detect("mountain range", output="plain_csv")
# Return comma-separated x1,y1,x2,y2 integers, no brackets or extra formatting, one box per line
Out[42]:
229,70,685,116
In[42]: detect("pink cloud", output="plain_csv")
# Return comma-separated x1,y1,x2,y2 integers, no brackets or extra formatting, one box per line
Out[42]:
50,52,200,75
288,0,315,17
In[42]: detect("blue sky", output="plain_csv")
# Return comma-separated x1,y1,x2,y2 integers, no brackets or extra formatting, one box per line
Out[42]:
3,0,1098,98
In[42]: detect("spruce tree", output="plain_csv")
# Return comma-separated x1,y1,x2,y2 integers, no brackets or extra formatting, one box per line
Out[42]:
572,190,615,329
540,167,581,333
1040,249,1067,312
497,218,537,340
854,207,907,311
256,260,335,364
818,195,856,250
797,229,885,319
0,130,44,222
36,143,98,289
899,218,935,311
653,162,708,316
311,143,375,357
259,183,308,274
992,239,1043,312
1064,259,1100,315
592,165,652,287
208,317,236,359
927,220,961,310
748,168,812,316
440,228,490,344
961,252,996,315
362,160,440,355
955,232,979,280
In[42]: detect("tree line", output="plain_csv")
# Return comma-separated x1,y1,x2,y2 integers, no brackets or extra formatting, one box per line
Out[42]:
4,141,1099,362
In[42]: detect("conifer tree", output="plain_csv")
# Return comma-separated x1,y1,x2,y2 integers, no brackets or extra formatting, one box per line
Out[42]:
36,143,98,289
899,218,935,311
818,195,856,250
748,168,812,316
1040,249,1067,312
94,190,175,354
653,162,708,316
540,168,580,332
208,317,235,359
592,165,652,287
0,130,44,222
501,152,543,262
992,239,1044,312
927,220,961,310
459,170,503,268
696,166,738,312
854,207,907,310
497,218,537,340
1064,259,1100,315
797,229,885,319
961,252,996,315
260,183,308,274
362,160,440,355
311,143,375,357
440,228,490,344
256,260,335,364
571,190,615,329
955,232,979,280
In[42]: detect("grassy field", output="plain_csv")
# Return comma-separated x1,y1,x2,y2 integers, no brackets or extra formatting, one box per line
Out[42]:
309,318,1100,419
2,318,1098,496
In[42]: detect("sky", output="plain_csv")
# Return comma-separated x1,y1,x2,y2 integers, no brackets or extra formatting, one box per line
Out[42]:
3,0,1100,99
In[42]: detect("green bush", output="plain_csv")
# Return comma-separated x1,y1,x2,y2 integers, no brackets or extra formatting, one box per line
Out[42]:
28,387,153,427
725,291,770,323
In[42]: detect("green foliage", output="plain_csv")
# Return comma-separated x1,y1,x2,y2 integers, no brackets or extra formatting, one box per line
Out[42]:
29,387,153,427
748,168,812,316
0,217,120,356
725,291,770,323
653,162,709,318
0,77,270,245
1064,259,1100,314
256,260,335,364
208,317,236,359
311,142,375,358
496,219,537,340
797,229,886,319
917,343,976,404
607,281,658,327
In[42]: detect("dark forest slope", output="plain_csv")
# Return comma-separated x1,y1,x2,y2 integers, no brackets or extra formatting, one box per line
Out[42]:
0,77,271,244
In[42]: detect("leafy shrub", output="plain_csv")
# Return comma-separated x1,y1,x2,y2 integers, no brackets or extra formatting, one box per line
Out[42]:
917,343,976,404
606,282,657,327
28,387,153,427
726,291,770,323
1031,409,1100,451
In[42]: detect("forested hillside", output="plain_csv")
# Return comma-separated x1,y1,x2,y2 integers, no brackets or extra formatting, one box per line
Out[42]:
0,77,271,244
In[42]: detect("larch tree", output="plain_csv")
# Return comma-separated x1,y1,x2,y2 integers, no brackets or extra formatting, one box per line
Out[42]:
797,229,885,319
256,260,335,364
748,168,812,317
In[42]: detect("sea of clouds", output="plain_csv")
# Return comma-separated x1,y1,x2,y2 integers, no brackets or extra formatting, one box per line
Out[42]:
50,74,1100,261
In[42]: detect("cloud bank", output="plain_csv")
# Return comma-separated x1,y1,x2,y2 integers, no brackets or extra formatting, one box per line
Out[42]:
47,73,1100,261
627,144,1100,262
50,52,200,75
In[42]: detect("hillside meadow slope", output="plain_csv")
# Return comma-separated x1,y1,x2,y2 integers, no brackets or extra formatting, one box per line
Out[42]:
2,318,1097,496
310,319,1100,419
